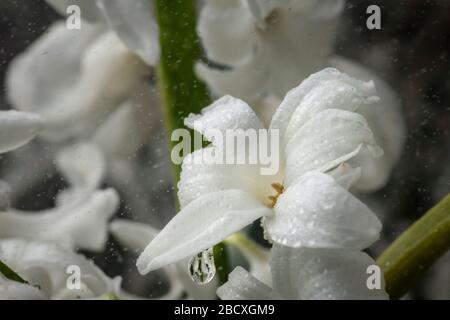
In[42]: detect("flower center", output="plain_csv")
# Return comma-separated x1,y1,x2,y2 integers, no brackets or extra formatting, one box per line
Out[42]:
267,182,284,208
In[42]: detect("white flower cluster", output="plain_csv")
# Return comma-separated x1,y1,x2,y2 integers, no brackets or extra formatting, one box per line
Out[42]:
0,0,407,300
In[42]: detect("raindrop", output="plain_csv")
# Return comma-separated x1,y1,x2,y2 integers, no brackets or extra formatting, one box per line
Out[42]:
188,247,216,285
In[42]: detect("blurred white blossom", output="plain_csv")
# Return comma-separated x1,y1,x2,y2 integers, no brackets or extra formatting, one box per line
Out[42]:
0,188,119,252
0,111,44,154
0,142,119,252
6,21,153,149
218,246,388,300
46,0,159,65
197,0,344,101
0,239,121,299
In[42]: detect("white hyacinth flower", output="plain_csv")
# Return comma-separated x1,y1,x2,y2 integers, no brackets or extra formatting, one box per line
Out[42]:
6,21,151,145
0,110,44,154
0,141,118,252
0,274,46,300
45,0,159,65
0,188,119,252
137,68,383,274
0,239,121,299
218,245,388,300
197,0,344,101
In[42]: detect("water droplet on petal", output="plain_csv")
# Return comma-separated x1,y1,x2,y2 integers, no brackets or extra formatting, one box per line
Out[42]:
188,247,216,284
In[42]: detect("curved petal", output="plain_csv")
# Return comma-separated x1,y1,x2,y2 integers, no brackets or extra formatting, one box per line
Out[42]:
270,68,378,147
198,0,256,66
6,22,101,116
0,111,44,154
328,163,362,190
284,78,378,147
56,142,105,190
0,274,47,300
96,0,159,65
7,23,148,141
0,239,120,299
178,148,272,207
263,172,382,250
93,87,154,158
270,246,388,300
217,267,282,300
0,189,119,252
110,219,159,252
185,95,264,142
330,56,406,192
45,0,104,23
285,109,383,187
136,190,272,274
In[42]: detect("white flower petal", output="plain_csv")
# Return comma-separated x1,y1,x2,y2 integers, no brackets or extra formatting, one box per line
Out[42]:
0,274,47,300
7,23,148,141
0,111,44,154
96,0,159,65
285,109,383,187
198,0,256,66
110,219,159,252
217,266,281,300
328,163,362,190
284,78,378,147
270,68,377,147
45,0,104,23
6,22,101,118
330,56,406,191
0,189,119,252
0,239,120,299
270,246,388,300
178,148,272,207
264,172,382,250
92,91,153,158
136,190,272,274
184,95,264,142
56,142,105,190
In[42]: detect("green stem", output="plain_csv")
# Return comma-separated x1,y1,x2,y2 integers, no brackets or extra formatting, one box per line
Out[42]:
377,192,450,299
224,232,269,262
0,260,28,284
155,0,209,179
154,0,229,284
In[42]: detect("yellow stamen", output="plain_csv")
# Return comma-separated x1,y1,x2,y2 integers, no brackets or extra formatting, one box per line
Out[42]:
267,183,284,208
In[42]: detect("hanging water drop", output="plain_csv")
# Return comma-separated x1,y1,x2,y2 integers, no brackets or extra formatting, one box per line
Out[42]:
188,247,216,284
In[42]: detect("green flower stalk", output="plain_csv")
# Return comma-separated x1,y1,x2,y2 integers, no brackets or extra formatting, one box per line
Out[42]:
378,192,450,299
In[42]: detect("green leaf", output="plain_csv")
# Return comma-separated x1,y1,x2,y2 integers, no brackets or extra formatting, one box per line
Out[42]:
377,192,450,299
0,259,28,284
154,0,210,180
